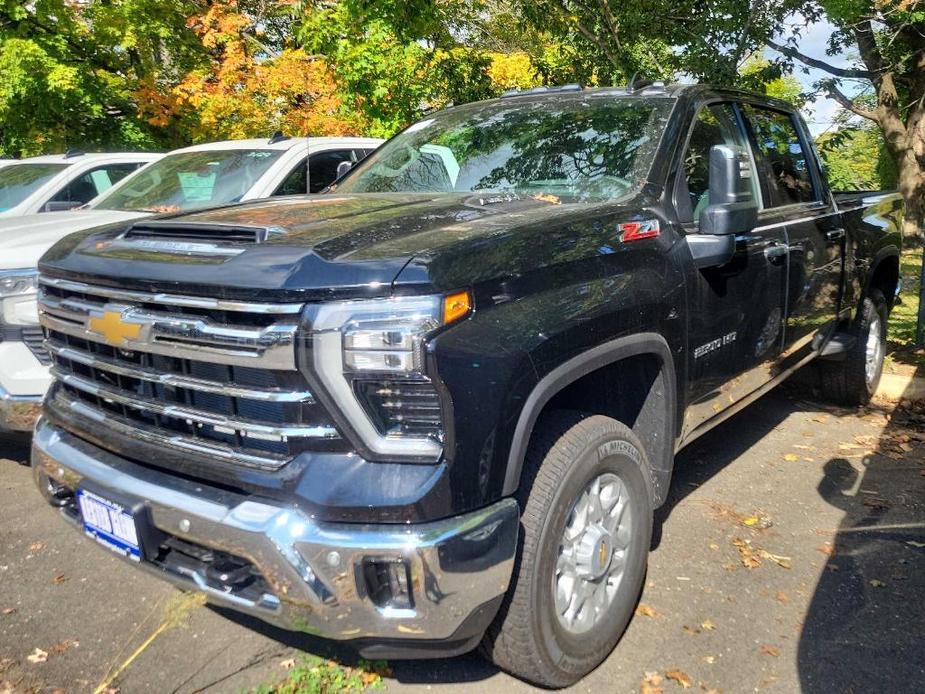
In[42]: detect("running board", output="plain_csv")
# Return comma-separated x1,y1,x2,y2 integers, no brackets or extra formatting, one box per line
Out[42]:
818,333,856,360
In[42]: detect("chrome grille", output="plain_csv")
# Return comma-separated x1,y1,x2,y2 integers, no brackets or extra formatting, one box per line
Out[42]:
22,326,51,365
39,278,340,469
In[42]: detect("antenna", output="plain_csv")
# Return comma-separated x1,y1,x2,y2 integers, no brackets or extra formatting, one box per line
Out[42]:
267,131,289,145
627,73,654,92
63,148,84,159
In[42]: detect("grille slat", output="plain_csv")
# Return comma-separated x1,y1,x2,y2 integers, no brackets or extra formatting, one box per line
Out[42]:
39,279,343,470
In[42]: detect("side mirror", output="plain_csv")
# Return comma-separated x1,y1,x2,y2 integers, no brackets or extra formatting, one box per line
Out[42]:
335,160,353,180
688,145,759,270
42,200,82,213
697,145,758,235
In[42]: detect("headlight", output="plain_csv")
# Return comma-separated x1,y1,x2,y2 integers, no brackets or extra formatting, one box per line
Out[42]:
0,269,39,326
302,291,471,462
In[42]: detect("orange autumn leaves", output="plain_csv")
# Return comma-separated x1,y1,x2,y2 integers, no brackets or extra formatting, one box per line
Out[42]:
136,1,365,141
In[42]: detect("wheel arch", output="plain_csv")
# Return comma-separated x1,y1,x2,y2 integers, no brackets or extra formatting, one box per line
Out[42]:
864,247,901,311
502,333,678,507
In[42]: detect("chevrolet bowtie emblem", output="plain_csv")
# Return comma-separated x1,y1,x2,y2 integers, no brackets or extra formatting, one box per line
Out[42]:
88,310,141,346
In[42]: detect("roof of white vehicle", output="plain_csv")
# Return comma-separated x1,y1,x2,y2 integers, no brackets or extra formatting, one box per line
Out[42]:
171,136,384,154
16,152,161,164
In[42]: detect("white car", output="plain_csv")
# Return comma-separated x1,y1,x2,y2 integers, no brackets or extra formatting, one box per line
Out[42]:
0,135,382,432
0,151,160,217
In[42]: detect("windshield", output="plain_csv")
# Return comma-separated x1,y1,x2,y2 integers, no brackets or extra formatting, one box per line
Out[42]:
336,96,674,201
93,149,285,213
0,163,69,211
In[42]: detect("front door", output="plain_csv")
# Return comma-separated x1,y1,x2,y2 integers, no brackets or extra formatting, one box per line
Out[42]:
677,102,789,438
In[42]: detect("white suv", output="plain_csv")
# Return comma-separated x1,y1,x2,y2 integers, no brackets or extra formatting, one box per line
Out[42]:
0,136,382,432
0,151,161,217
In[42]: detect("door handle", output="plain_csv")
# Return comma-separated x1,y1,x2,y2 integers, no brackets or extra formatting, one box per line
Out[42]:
826,228,846,242
764,243,788,263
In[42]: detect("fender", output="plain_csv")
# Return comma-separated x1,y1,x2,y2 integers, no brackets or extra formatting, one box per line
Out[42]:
502,332,678,506
861,245,901,309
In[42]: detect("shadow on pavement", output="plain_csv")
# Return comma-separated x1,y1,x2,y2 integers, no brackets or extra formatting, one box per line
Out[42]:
798,365,925,692
0,432,31,464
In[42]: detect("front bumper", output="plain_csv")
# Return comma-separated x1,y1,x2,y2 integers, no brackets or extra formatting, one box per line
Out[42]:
32,419,519,656
0,385,42,432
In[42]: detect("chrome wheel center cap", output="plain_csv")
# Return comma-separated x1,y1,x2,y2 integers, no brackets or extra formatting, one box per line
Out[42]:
576,525,613,579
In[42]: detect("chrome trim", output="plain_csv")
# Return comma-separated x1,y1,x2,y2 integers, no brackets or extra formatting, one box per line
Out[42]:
39,293,299,370
52,368,338,440
49,390,291,469
39,277,304,314
0,384,42,432
32,419,519,641
105,238,246,257
46,339,314,404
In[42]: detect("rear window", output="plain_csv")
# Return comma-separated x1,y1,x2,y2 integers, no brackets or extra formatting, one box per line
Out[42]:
741,104,817,207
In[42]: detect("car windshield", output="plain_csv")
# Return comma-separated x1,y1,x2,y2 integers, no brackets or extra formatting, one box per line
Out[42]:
336,96,674,201
0,163,69,211
93,149,285,213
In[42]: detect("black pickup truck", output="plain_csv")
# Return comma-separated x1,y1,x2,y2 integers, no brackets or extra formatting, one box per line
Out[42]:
32,84,903,687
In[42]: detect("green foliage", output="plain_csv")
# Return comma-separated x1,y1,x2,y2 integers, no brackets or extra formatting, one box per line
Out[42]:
249,656,388,694
818,125,897,191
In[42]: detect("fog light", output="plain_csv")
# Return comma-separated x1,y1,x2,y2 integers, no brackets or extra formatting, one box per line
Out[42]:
362,558,414,610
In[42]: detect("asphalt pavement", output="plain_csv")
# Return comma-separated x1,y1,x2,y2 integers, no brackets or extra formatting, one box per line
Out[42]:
2,385,923,693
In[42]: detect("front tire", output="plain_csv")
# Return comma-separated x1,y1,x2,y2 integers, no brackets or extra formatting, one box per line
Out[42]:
481,411,652,688
820,289,888,406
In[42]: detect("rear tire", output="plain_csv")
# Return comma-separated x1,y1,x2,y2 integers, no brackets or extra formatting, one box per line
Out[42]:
820,289,888,406
480,411,652,688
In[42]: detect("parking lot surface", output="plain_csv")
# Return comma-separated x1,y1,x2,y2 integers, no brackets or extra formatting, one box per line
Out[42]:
2,386,923,693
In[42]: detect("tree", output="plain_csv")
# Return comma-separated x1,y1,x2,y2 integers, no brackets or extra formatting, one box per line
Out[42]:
147,1,366,141
0,0,206,154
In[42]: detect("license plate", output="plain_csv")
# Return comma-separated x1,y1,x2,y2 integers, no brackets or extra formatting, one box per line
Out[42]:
77,489,141,561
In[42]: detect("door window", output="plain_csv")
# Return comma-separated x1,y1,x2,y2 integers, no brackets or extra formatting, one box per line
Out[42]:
308,149,354,193
273,149,356,196
677,103,756,223
50,163,142,204
740,104,817,207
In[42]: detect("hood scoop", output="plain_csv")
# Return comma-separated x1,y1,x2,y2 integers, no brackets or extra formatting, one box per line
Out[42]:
108,221,276,258
124,221,270,244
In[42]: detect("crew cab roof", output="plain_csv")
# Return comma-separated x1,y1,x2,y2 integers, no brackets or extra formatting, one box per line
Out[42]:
169,137,384,154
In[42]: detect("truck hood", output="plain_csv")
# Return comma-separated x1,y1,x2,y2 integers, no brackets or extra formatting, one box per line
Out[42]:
0,210,146,269
39,193,646,301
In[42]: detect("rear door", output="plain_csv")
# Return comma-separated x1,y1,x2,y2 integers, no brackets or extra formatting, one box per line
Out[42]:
678,102,789,437
738,103,844,368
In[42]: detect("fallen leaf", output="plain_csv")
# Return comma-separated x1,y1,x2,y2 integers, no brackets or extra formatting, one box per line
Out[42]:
701,619,716,631
280,658,295,670
48,640,78,656
760,645,780,657
665,669,693,689
27,648,48,664
702,656,715,664
783,453,799,462
28,542,46,553
870,579,886,588
636,603,661,618
812,415,828,423
641,671,664,694
732,538,761,569
775,591,789,603
758,549,792,569
816,543,835,556
51,573,67,585
826,563,840,572
905,540,925,548
682,625,701,635
1,608,14,615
